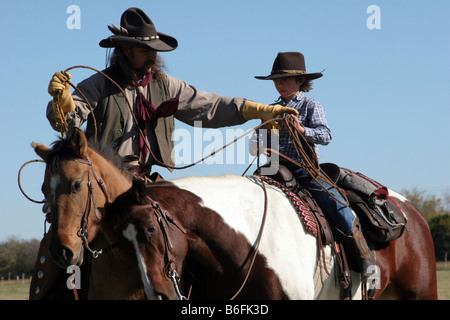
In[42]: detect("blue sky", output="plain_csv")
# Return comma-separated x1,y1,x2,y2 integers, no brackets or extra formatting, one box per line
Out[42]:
1,0,449,241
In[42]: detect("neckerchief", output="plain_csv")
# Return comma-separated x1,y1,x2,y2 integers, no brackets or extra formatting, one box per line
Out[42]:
133,73,179,161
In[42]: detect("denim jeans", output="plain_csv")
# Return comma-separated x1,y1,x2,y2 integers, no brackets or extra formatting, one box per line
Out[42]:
287,164,356,235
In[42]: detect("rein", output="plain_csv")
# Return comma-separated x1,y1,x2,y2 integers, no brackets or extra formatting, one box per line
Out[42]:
127,195,187,300
74,155,116,259
230,176,269,300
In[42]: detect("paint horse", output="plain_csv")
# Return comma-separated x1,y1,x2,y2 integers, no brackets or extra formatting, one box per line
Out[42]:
31,128,438,299
106,174,438,300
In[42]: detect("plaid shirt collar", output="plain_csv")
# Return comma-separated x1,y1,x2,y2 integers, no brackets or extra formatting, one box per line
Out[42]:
275,92,305,107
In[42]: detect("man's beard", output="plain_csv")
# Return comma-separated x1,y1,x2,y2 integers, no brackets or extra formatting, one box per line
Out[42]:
135,59,155,78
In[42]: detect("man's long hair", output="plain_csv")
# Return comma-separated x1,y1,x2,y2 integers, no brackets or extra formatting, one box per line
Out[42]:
108,47,167,86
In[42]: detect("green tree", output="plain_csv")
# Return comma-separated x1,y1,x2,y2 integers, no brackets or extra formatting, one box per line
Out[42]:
0,237,40,279
427,214,450,261
401,188,450,261
402,187,447,217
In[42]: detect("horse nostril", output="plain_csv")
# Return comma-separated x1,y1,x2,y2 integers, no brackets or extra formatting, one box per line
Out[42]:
61,246,74,263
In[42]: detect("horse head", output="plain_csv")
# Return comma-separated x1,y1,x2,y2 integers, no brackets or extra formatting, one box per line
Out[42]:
105,178,189,300
32,127,130,268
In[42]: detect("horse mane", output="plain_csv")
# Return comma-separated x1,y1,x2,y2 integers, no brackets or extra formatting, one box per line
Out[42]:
104,179,181,231
46,135,129,175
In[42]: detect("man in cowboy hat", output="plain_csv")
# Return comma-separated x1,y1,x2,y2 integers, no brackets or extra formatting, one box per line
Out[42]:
46,7,298,174
32,7,298,300
250,52,375,280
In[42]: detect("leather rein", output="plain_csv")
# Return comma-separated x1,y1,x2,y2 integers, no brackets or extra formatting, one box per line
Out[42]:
126,195,187,300
74,155,117,258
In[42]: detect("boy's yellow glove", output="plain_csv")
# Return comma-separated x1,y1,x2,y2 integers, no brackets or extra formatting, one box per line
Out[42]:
242,100,299,131
48,71,76,113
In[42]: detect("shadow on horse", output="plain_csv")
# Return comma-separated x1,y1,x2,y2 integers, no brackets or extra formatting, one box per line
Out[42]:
31,128,438,299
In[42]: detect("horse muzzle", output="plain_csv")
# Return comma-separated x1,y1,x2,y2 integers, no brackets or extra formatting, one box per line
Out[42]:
49,241,84,268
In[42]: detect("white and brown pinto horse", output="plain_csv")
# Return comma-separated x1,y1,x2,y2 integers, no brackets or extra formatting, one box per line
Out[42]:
32,128,438,299
107,175,439,300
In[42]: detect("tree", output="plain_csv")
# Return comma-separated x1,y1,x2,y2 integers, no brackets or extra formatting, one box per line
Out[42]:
401,187,450,261
0,237,40,279
427,214,450,261
402,187,448,217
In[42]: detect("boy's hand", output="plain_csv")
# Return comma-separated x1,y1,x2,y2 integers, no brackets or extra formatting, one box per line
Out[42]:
287,114,305,135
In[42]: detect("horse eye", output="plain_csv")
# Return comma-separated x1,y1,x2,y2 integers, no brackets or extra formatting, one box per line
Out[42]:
146,225,156,237
72,181,82,193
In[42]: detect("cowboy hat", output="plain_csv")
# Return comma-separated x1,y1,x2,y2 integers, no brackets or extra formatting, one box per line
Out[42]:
99,7,178,52
255,52,323,80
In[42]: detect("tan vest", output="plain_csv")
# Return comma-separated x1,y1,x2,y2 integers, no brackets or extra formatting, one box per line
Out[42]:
85,65,175,168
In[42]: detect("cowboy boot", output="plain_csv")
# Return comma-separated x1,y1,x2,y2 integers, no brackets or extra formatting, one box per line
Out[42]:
339,219,376,282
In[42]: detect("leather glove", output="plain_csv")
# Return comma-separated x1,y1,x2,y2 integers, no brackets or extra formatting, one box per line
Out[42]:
48,71,76,113
242,100,299,131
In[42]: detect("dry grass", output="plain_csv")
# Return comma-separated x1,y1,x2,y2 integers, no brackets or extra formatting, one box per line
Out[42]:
0,265,448,300
0,279,30,300
436,262,450,300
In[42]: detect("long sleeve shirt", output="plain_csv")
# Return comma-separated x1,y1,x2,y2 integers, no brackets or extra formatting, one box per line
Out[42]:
249,92,332,163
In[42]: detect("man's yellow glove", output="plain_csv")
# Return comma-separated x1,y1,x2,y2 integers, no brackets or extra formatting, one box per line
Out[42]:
48,71,76,113
242,100,299,131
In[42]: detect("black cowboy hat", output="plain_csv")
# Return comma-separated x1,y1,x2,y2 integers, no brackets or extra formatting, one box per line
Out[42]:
99,7,178,52
255,52,323,80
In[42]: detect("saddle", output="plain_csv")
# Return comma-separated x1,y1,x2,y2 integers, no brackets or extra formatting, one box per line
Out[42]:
257,163,408,300
259,163,407,245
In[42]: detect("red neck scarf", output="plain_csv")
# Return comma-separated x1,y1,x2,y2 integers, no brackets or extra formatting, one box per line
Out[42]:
133,73,179,161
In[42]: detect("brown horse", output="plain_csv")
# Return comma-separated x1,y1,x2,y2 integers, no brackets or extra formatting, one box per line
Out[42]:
106,175,439,300
31,127,148,299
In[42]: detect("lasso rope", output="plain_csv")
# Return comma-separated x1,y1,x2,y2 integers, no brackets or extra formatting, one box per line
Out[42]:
20,64,347,207
17,159,46,204
56,65,278,171
279,116,349,207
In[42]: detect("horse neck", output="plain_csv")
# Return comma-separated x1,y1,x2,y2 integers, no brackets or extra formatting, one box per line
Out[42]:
87,149,131,244
83,151,145,298
88,149,131,201
88,232,145,299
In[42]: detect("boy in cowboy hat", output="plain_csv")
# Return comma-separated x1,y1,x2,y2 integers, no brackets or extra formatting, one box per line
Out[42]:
33,7,299,300
250,52,375,279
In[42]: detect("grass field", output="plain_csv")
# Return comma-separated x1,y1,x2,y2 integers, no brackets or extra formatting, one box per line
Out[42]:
436,262,450,300
1,266,449,300
0,279,30,300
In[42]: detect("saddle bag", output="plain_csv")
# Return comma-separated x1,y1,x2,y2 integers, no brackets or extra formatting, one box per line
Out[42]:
320,163,407,243
345,190,407,243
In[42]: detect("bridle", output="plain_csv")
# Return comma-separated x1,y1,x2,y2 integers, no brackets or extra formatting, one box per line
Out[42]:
127,195,187,300
74,155,116,258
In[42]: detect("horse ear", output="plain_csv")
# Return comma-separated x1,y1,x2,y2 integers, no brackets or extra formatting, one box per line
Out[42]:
70,127,88,158
132,178,147,203
31,142,50,161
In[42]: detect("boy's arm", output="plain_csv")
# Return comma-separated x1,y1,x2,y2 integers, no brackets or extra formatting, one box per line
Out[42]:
303,101,332,145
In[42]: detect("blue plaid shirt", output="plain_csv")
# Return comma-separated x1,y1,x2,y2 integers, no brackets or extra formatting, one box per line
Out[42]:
250,92,332,164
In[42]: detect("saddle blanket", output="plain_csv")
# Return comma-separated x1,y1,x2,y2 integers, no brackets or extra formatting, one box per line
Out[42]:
259,175,319,237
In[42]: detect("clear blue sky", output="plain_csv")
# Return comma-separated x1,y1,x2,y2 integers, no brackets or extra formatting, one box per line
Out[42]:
1,0,449,241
